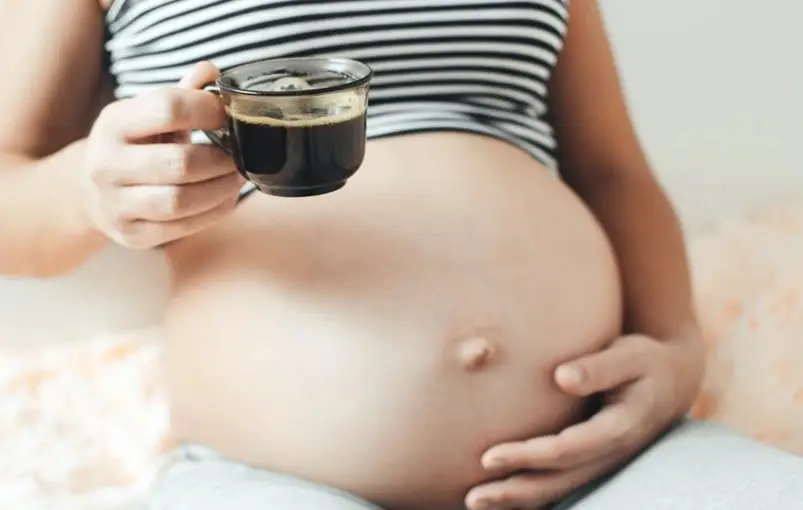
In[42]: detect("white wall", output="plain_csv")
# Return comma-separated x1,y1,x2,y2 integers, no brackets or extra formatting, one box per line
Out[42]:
600,0,803,225
0,0,801,344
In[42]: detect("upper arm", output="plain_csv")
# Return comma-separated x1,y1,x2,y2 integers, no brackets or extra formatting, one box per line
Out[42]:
548,0,653,187
0,0,108,158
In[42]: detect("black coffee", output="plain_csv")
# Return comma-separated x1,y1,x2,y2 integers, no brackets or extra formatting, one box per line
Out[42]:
228,108,367,197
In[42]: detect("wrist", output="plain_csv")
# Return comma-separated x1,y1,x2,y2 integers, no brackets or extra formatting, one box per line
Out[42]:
29,140,110,274
669,325,706,408
60,140,110,247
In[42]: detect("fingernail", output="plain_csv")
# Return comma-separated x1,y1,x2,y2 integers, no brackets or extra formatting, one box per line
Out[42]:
556,365,585,386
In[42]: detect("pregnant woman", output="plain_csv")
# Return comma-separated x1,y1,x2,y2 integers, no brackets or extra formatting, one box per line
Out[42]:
2,0,802,509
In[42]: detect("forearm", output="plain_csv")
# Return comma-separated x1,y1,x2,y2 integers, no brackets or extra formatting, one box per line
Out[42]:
576,172,698,340
0,140,109,278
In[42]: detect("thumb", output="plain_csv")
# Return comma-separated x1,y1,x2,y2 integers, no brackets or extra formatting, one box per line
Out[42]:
169,62,222,144
178,61,221,89
554,335,652,396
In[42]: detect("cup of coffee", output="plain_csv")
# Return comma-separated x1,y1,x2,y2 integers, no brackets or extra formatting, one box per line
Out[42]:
203,57,373,197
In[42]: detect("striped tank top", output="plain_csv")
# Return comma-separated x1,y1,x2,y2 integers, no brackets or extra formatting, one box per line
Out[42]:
104,0,571,194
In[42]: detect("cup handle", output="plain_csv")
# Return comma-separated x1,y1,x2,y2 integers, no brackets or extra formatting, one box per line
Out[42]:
202,85,231,154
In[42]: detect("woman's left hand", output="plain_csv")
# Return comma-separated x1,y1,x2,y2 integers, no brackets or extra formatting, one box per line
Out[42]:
465,331,705,510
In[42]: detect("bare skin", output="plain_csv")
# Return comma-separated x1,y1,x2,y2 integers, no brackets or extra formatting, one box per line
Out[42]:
0,1,699,509
163,131,622,508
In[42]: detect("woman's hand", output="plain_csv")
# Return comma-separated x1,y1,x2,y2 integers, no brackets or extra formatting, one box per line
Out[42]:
466,331,705,510
82,62,244,249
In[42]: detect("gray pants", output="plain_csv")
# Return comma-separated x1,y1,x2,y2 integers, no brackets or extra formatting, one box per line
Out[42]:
149,421,803,510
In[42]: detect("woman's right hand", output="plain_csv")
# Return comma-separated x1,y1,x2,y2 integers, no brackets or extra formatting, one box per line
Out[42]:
82,62,244,249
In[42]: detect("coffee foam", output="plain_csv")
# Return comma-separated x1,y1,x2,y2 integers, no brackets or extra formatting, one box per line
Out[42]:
225,104,365,127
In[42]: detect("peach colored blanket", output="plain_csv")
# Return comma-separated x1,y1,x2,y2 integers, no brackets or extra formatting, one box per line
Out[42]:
2,201,803,510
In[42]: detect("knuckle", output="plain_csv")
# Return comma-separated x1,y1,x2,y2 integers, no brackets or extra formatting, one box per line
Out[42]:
610,416,639,448
630,336,651,356
498,486,531,506
163,146,192,181
495,489,516,504
86,139,120,186
84,141,119,185
636,344,660,373
166,90,188,124
152,88,186,126
157,186,182,218
549,445,569,465
85,154,111,185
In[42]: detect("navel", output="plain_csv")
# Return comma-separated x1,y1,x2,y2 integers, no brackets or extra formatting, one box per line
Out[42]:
456,335,496,371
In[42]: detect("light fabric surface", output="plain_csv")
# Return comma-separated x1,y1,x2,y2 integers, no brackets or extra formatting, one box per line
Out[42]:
148,421,803,510
558,421,803,510
150,444,383,510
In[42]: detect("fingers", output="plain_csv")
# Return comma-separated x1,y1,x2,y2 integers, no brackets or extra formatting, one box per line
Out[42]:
97,86,227,142
82,61,238,249
466,455,621,510
163,62,222,144
554,335,654,397
119,195,239,249
92,182,240,250
114,171,243,222
481,395,650,471
467,335,683,509
179,60,220,89
90,143,238,185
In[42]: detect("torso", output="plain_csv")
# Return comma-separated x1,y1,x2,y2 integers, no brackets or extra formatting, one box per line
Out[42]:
163,134,621,510
102,2,623,509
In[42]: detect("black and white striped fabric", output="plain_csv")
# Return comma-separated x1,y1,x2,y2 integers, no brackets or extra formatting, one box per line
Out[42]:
105,0,571,197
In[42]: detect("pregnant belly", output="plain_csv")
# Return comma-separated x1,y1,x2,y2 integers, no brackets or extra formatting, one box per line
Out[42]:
163,133,622,510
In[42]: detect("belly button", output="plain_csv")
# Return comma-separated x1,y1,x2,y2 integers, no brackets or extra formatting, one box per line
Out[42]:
456,335,496,371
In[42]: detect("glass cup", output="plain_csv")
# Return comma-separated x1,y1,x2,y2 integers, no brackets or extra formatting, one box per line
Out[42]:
203,57,373,197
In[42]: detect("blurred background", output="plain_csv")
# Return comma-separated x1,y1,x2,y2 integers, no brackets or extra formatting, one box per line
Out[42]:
0,0,801,345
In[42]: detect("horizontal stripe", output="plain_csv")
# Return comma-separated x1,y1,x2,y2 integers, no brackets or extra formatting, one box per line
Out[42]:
109,0,569,34
117,56,553,85
369,102,554,135
369,112,556,149
368,70,548,98
111,27,562,72
112,6,566,53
